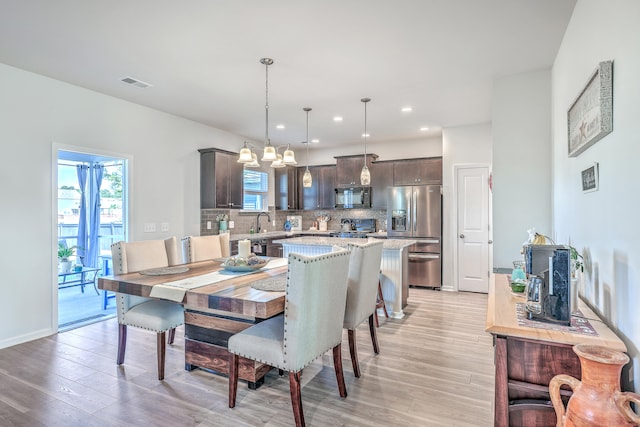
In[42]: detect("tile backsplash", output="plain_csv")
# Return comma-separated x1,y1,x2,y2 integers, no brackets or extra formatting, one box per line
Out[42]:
201,208,387,235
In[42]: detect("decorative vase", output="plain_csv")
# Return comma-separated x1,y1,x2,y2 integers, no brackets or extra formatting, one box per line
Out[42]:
550,344,640,426
219,220,228,231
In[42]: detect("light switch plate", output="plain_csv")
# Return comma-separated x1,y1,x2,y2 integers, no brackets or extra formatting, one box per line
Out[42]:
144,223,156,233
160,222,169,232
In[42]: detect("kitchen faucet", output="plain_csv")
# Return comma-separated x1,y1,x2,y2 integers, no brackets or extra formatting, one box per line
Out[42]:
256,212,271,233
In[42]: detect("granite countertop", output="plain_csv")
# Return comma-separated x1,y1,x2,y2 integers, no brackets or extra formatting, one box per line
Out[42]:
272,236,415,250
228,230,337,241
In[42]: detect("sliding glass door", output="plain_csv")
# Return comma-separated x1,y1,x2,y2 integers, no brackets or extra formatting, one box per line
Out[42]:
57,150,127,330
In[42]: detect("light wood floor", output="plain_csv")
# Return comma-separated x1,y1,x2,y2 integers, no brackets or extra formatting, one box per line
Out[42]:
0,288,495,426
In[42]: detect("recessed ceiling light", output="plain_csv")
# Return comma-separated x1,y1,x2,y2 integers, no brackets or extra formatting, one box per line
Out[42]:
311,139,320,144
333,116,343,122
362,133,370,138
420,127,430,131
276,124,285,130
401,106,413,113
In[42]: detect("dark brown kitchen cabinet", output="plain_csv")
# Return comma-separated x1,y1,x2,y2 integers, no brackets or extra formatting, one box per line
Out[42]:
370,160,394,208
274,166,298,210
298,165,336,210
335,154,378,187
393,157,442,185
199,148,244,209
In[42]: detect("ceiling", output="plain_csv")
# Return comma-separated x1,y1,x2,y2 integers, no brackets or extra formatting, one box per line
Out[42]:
0,0,576,150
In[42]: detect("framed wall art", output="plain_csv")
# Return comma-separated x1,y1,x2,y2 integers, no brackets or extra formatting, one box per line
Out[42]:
568,60,613,157
581,162,599,193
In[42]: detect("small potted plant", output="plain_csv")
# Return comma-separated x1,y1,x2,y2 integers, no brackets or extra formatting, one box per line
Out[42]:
58,243,76,273
569,245,583,278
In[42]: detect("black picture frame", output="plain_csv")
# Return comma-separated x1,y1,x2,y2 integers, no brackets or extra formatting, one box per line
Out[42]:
581,163,599,193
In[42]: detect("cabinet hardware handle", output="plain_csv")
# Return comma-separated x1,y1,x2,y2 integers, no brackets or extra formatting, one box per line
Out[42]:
459,234,465,238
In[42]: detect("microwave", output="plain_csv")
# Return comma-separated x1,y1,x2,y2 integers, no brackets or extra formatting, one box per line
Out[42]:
335,186,371,209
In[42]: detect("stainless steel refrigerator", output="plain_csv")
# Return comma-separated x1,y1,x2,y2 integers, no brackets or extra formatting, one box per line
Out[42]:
387,185,442,288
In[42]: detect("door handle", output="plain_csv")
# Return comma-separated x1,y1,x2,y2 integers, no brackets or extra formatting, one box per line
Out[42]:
459,234,465,238
488,240,493,244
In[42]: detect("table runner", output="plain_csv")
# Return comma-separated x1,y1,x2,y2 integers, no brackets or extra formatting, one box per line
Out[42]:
515,302,598,336
149,258,288,302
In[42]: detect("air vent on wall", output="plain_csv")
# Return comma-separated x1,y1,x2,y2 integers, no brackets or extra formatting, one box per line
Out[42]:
120,76,152,89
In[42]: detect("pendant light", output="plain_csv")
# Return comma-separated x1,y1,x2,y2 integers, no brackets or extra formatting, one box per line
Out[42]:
360,97,371,185
237,141,253,163
282,144,297,165
302,107,313,188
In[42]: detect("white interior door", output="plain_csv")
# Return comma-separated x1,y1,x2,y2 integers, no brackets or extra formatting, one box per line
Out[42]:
457,166,490,293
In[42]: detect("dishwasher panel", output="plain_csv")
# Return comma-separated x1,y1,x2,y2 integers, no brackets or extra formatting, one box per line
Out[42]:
408,252,441,288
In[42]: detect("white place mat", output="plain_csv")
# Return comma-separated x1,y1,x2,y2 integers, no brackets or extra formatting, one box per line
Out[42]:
149,258,288,302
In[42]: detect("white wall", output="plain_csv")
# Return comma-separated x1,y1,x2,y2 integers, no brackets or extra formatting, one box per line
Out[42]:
306,136,443,165
492,69,552,268
442,123,492,291
552,0,640,392
0,63,249,348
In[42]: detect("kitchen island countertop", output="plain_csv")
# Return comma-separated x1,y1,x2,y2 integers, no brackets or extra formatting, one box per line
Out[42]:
272,236,415,250
273,236,414,318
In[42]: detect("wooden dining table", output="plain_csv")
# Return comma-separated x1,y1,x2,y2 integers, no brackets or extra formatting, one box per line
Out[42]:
98,258,288,388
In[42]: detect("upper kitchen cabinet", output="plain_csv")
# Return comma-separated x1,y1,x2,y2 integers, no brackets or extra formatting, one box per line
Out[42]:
298,165,336,210
274,166,298,210
199,148,244,209
393,157,442,185
370,160,394,208
335,154,378,187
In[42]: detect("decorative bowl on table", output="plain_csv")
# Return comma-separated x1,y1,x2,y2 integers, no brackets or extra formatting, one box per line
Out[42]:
222,254,269,272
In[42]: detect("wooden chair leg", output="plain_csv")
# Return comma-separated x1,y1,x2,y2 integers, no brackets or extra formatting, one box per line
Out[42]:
368,314,380,354
157,331,166,380
347,329,360,378
117,324,127,365
375,280,389,327
167,328,176,345
289,371,305,427
229,354,239,408
332,344,348,398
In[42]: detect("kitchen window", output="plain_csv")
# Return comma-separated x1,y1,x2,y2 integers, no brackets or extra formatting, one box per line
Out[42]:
243,169,268,211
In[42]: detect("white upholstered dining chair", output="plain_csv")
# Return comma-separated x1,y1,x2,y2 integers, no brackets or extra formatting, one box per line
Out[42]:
181,233,230,263
110,237,184,380
227,249,352,427
344,239,384,378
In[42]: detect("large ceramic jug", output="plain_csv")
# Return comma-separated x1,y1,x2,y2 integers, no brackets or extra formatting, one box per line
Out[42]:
549,344,640,426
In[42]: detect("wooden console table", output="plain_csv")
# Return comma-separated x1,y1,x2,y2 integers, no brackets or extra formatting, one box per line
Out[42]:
486,274,626,427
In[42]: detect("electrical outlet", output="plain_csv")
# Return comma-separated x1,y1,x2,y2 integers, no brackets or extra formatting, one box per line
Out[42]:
144,223,156,233
207,221,212,230
160,222,169,232
272,220,275,226
229,221,235,229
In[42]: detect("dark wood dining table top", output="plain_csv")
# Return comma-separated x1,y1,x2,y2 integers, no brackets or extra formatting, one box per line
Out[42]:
98,259,287,319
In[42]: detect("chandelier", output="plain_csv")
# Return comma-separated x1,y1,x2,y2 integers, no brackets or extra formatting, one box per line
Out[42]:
238,58,297,168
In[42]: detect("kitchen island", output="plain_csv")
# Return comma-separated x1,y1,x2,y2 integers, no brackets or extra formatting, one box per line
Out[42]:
273,236,415,318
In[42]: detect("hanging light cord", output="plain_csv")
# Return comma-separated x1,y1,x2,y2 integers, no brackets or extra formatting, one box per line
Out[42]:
305,108,310,170
363,99,368,164
264,60,270,144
